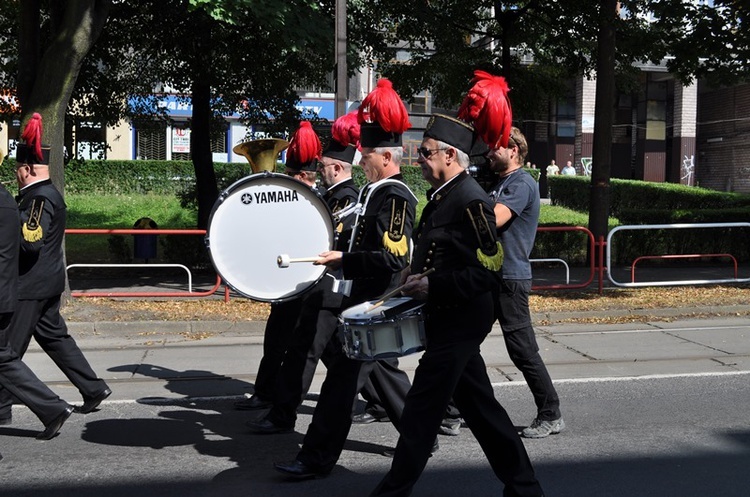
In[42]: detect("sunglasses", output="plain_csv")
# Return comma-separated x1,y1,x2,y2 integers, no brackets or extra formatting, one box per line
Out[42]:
417,147,446,159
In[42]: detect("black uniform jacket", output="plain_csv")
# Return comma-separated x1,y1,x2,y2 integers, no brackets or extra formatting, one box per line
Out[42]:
342,174,416,303
324,178,359,252
411,172,500,343
0,185,20,313
17,180,67,300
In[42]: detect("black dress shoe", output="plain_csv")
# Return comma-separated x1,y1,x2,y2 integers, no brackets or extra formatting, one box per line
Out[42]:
246,418,292,434
74,388,112,414
273,459,329,480
37,406,74,440
352,412,389,424
234,395,272,410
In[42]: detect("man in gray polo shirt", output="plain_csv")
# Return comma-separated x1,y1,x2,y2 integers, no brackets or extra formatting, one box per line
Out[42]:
487,126,564,438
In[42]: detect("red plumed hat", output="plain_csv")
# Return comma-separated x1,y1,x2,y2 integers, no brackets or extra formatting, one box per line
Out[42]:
358,79,411,147
286,121,321,171
17,112,50,165
323,111,360,163
331,110,360,148
457,70,512,149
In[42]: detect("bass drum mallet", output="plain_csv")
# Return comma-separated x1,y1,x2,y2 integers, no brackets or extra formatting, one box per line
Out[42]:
276,253,321,268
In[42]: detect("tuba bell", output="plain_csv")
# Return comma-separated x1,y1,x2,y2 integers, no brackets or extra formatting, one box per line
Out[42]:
232,138,290,174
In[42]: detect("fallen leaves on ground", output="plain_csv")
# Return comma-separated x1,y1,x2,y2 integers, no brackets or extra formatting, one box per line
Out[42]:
62,285,750,324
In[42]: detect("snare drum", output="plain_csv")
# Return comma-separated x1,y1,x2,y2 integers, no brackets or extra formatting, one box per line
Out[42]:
339,297,426,360
206,172,334,302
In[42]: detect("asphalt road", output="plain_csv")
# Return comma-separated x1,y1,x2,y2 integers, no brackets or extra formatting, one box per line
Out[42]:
1,316,749,496
0,373,748,497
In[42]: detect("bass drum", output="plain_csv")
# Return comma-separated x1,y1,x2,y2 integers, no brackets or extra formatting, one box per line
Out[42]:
206,172,334,302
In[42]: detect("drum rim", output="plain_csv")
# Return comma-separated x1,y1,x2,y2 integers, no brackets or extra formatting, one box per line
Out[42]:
205,171,334,302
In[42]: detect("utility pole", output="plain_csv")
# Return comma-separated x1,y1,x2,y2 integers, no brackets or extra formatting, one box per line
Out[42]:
335,0,347,119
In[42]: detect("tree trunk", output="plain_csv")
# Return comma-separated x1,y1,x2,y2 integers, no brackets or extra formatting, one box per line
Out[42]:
589,0,618,264
17,1,111,304
191,80,219,230
18,0,111,193
189,9,219,230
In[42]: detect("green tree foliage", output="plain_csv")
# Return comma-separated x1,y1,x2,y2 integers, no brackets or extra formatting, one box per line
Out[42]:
71,0,334,228
0,1,112,190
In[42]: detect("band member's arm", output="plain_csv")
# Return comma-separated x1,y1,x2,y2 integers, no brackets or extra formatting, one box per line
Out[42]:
406,200,501,305
19,196,54,255
341,193,415,279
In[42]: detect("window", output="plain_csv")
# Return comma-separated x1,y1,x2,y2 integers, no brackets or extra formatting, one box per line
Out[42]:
135,123,167,160
556,98,576,138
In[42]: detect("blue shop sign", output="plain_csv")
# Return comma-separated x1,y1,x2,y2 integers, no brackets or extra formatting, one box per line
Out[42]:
127,95,335,120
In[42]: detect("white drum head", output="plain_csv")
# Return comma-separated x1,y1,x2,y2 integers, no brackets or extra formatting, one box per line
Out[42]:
206,173,333,301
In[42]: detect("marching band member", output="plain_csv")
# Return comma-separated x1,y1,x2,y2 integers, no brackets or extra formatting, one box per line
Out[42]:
0,113,110,427
236,121,322,411
371,89,544,495
246,113,364,430
271,79,418,478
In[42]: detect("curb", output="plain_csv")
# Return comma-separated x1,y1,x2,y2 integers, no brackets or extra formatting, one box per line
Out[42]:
61,304,750,351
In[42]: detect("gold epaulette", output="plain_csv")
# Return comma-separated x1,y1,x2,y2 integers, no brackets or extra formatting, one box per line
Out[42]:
22,198,45,242
383,198,409,256
476,242,504,271
466,202,503,270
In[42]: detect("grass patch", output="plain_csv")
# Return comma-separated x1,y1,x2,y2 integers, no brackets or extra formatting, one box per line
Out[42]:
539,203,620,230
67,194,197,228
66,194,196,264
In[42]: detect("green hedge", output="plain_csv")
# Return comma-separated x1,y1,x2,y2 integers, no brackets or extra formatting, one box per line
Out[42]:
0,158,532,200
549,175,750,217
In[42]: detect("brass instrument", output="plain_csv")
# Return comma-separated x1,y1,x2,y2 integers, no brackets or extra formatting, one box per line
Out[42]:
232,138,290,174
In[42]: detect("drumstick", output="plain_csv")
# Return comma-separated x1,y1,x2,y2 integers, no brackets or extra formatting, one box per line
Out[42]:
366,268,436,313
277,254,321,268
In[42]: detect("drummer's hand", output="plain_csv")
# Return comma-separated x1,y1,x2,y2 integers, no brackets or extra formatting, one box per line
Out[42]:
398,267,412,285
401,274,428,301
314,250,343,270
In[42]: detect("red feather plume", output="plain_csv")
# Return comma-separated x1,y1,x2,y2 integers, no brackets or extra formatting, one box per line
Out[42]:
331,110,360,148
287,121,322,164
457,70,512,148
21,112,44,162
357,79,411,134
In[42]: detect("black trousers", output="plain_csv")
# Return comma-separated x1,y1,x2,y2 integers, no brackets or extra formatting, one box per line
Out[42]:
253,298,304,401
496,279,561,421
0,296,107,414
267,293,411,430
370,336,544,497
0,312,70,424
295,331,407,473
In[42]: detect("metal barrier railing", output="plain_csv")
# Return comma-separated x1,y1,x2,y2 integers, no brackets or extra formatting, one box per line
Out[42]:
66,223,749,298
606,222,750,288
67,263,194,292
631,253,738,283
530,258,570,284
532,226,596,290
65,228,227,299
